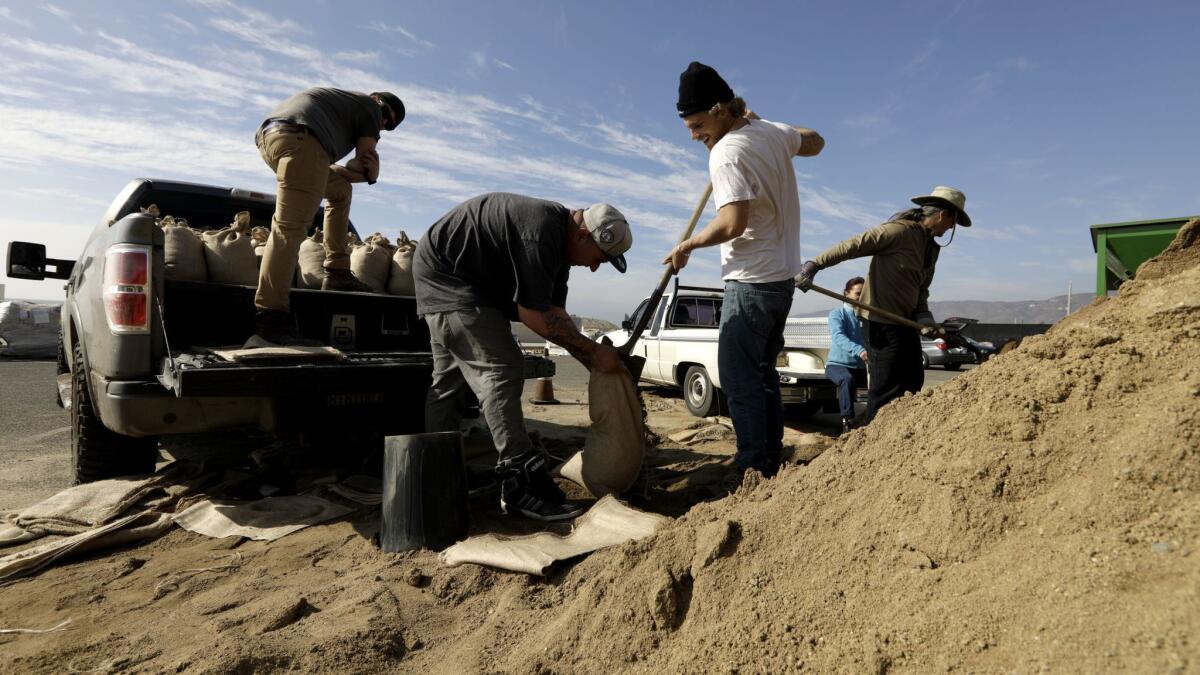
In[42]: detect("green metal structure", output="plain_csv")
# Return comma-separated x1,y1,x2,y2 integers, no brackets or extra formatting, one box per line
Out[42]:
1090,216,1195,296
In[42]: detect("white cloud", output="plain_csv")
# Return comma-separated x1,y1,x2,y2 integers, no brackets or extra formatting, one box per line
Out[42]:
0,7,33,28
362,20,435,52
161,13,197,33
41,3,70,19
903,39,940,74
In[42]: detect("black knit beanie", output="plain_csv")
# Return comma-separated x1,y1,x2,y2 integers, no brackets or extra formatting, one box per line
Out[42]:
676,61,734,117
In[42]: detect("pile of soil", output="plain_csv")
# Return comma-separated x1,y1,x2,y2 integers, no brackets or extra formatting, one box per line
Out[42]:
2,222,1196,673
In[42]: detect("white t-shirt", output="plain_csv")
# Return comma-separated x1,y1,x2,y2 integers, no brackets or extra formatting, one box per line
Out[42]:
708,119,805,283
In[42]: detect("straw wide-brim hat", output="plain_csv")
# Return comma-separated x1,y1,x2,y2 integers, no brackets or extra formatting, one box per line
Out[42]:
911,186,971,227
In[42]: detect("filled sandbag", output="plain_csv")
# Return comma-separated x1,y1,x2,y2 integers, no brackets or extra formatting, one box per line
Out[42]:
295,230,326,289
160,216,207,282
387,231,417,296
250,225,270,269
202,211,258,286
556,370,646,497
350,233,392,293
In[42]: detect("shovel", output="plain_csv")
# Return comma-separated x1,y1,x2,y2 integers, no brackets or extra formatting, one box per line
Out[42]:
616,182,714,381
807,283,968,345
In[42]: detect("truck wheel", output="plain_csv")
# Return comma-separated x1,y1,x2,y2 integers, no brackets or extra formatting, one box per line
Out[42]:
921,353,930,369
71,342,158,484
55,332,68,407
683,365,720,418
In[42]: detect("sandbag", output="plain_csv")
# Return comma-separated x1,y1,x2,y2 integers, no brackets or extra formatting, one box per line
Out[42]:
202,211,258,286
296,231,326,289
160,216,207,282
350,233,392,293
0,301,61,358
250,225,270,269
387,231,416,296
556,370,645,497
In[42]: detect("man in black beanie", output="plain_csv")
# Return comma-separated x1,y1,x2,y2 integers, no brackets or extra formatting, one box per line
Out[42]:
664,61,824,484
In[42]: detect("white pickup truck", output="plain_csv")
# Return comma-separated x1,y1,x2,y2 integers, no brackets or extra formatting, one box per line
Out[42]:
602,281,837,418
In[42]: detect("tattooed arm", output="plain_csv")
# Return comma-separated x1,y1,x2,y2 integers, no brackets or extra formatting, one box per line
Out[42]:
517,304,624,374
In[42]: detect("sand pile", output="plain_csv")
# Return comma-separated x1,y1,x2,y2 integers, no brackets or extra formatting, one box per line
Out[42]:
423,219,1199,673
2,222,1196,674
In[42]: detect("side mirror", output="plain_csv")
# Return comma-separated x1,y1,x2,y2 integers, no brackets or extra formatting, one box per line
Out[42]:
7,242,74,281
7,242,47,280
621,314,632,331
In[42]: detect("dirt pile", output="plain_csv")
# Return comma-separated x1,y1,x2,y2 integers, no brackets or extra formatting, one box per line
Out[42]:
433,219,1199,672
1,223,1196,674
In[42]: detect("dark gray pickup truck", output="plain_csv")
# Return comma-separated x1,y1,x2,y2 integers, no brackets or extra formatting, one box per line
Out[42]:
7,178,552,483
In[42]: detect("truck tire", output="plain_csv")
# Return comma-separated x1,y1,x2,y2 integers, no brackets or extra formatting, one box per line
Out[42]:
683,365,720,418
71,342,158,484
55,332,68,407
921,352,930,369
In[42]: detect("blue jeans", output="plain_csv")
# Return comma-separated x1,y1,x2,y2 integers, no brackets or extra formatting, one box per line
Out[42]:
825,364,865,419
718,279,794,477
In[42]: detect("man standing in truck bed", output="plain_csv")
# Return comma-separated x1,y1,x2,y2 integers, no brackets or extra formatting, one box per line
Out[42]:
249,87,405,347
663,62,824,484
414,193,632,522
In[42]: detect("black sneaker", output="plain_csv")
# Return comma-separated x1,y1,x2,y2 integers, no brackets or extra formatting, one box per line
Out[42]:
245,309,323,348
498,453,585,522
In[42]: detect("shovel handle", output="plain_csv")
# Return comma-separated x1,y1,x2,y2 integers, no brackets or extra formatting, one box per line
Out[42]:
807,283,929,332
619,182,713,356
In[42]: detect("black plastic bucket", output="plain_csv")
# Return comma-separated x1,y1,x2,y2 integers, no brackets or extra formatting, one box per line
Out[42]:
380,431,469,552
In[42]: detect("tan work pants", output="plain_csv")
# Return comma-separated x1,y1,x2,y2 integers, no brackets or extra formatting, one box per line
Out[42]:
254,128,354,311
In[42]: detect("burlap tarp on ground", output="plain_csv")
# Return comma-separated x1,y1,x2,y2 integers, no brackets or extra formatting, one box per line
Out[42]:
173,495,353,542
440,496,667,575
556,370,645,497
0,512,173,583
0,476,160,545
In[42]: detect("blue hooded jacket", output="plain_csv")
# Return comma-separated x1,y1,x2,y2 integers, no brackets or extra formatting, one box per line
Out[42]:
827,304,866,369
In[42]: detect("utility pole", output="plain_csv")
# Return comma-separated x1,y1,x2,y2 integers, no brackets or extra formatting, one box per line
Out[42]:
1066,280,1072,317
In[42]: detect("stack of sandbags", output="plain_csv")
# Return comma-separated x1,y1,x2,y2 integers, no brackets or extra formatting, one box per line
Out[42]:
202,211,258,286
387,231,417,296
295,230,326,289
350,232,393,293
158,215,207,282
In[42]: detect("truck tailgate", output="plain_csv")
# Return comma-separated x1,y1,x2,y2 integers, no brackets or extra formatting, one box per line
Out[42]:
159,351,555,397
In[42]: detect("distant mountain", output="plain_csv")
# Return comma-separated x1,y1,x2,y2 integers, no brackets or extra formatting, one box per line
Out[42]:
797,293,1096,324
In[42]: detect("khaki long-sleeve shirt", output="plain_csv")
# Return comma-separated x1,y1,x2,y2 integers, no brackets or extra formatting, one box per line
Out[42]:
812,219,938,325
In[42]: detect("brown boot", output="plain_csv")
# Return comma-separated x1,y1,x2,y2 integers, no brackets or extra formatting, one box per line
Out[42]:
322,268,375,293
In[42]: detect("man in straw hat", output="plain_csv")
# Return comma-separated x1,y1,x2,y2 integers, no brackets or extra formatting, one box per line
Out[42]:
663,61,824,484
249,87,405,347
413,193,633,522
795,186,972,423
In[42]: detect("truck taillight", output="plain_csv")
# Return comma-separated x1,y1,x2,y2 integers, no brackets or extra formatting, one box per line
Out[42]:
103,244,151,334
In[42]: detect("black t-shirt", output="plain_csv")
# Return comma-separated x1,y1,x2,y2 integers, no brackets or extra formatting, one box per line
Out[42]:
263,87,381,162
413,193,571,320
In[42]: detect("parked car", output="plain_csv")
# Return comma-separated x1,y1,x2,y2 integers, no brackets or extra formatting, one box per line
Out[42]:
920,335,974,370
601,280,838,418
961,336,996,363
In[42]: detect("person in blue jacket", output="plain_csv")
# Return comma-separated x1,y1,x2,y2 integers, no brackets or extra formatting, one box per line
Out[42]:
826,276,868,433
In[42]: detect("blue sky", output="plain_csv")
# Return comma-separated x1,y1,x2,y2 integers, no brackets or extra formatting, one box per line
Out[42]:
1,0,1197,320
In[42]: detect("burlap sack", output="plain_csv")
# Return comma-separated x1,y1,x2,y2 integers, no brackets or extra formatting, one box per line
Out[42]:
350,233,393,293
202,211,258,286
295,231,326,289
160,216,206,282
387,231,417,296
250,226,270,269
556,371,645,497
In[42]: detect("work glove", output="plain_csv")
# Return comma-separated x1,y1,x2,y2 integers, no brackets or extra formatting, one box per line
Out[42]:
914,312,942,338
794,260,819,292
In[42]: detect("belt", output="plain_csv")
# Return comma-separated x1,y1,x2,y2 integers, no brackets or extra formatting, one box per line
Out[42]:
260,119,306,137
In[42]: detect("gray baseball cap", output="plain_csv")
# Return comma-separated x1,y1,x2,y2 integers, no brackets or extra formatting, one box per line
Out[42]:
582,203,633,273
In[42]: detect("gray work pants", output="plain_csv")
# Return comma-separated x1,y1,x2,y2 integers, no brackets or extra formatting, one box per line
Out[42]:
424,307,532,465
